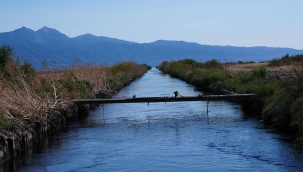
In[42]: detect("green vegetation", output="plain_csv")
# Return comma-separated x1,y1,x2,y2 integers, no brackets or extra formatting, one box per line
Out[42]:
0,110,18,131
158,57,303,148
159,59,228,89
262,76,303,147
0,45,150,131
269,54,303,67
0,45,14,73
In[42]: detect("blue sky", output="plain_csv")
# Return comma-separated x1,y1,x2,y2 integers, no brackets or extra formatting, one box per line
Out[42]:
1,0,303,49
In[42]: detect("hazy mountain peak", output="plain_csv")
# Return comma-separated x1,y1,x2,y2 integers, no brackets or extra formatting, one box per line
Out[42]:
38,26,57,33
36,26,70,42
5,26,47,44
73,34,135,45
19,26,32,30
150,40,203,49
74,33,99,40
13,26,35,34
77,33,95,37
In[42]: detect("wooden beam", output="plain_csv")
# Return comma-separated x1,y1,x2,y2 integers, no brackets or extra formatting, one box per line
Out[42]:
73,94,255,104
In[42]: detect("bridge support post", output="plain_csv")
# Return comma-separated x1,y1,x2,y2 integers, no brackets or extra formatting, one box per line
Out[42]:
103,105,105,123
207,100,209,116
207,100,209,125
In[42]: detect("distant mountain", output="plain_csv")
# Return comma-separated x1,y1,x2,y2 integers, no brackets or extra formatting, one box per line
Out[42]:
73,33,135,45
0,26,303,69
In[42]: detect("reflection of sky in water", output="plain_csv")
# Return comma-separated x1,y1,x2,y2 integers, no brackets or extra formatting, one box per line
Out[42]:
116,68,201,98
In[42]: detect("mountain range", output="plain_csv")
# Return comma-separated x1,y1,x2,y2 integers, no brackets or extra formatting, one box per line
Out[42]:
0,26,303,69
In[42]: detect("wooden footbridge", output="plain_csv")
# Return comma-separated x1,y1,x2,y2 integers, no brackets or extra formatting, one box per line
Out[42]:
74,93,255,105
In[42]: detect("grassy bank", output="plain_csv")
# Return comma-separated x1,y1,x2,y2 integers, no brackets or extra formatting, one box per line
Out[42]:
158,56,303,148
0,45,150,132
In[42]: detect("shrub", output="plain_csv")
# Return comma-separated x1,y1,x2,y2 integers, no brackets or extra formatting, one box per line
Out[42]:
0,45,13,73
203,59,223,69
251,66,267,78
0,110,18,131
158,59,226,89
262,76,303,139
268,54,303,67
205,70,229,84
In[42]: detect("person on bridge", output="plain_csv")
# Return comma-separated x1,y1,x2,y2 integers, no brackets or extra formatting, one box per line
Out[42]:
174,91,179,98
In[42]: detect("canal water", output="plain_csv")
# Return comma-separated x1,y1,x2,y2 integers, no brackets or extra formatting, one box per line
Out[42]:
4,67,303,171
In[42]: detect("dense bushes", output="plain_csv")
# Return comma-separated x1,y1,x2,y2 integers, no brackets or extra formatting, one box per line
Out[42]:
107,61,149,91
158,59,228,88
269,54,303,67
0,45,14,73
159,59,272,99
219,66,273,96
262,76,303,146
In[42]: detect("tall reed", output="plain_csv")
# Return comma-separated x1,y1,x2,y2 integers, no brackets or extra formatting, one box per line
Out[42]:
0,57,149,129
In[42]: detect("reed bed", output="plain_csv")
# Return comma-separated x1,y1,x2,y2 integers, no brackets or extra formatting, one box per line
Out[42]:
0,57,149,129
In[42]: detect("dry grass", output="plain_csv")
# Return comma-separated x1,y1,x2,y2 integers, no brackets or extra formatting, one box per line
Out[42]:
37,63,108,95
228,62,303,71
0,63,107,120
267,62,303,71
228,62,268,69
0,64,65,120
0,61,148,121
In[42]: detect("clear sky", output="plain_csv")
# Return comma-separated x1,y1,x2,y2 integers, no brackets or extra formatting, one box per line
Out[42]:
1,0,303,49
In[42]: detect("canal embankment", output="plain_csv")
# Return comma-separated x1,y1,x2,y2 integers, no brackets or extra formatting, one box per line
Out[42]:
0,59,150,164
157,58,303,148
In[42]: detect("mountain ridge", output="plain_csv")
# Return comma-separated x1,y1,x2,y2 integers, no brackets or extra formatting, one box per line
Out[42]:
0,26,302,68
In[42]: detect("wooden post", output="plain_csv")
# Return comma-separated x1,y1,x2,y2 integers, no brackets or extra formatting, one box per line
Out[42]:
207,100,209,116
207,100,209,125
103,105,105,123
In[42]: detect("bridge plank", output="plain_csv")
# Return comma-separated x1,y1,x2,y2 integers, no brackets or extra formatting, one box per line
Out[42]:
74,94,255,104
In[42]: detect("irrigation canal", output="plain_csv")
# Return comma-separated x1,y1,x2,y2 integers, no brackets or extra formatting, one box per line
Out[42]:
3,67,303,171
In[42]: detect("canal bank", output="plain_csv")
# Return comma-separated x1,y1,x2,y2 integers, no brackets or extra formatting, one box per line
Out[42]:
0,103,94,165
0,62,150,168
4,67,303,171
157,59,303,147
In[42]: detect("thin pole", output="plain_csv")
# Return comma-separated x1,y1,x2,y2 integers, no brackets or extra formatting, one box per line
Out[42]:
207,100,209,125
207,100,209,116
103,105,105,123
